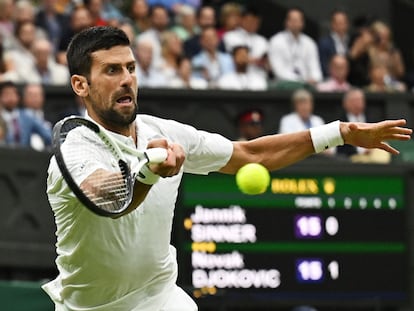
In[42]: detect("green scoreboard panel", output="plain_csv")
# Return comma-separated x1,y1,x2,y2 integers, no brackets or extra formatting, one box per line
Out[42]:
175,162,411,308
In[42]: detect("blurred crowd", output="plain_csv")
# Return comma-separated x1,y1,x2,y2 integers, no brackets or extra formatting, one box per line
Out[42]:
0,0,410,163
0,0,407,92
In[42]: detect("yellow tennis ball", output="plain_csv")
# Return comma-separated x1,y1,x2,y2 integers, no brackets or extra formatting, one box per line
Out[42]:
236,163,270,195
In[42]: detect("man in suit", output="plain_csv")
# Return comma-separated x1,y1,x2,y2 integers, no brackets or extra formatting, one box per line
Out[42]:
0,81,51,148
34,0,70,52
318,9,350,77
336,88,369,157
337,88,391,163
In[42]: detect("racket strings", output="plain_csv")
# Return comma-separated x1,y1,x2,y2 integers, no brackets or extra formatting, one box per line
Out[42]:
59,122,132,213
85,170,129,212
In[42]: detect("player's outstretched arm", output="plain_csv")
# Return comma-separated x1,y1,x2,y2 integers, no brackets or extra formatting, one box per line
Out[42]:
220,119,412,174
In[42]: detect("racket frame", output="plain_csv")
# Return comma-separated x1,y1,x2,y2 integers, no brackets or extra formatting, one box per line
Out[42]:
52,116,135,217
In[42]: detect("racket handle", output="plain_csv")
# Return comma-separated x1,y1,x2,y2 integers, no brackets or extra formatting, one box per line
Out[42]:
145,148,168,163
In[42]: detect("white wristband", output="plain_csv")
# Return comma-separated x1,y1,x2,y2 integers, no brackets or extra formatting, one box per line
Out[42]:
136,164,160,185
309,120,344,153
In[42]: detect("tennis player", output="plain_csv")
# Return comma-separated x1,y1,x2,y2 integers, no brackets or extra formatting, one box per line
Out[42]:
42,26,411,311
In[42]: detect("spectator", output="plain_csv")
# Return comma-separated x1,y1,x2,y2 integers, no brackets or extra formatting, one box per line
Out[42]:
57,95,87,121
318,9,350,77
347,15,375,87
217,2,242,39
22,83,48,121
191,26,234,87
0,0,15,50
368,21,405,81
13,0,48,42
183,5,220,58
129,0,151,35
317,54,351,92
118,22,136,45
57,6,93,65
337,88,369,157
217,45,267,90
236,108,264,141
279,88,324,133
134,38,167,88
169,57,208,89
158,31,183,82
35,0,70,53
223,6,268,78
84,0,108,26
23,38,69,85
0,40,17,82
53,0,72,14
22,83,51,150
268,8,323,85
365,63,406,93
336,88,389,163
7,21,37,81
15,0,39,24
138,4,171,67
146,0,201,14
100,0,124,25
0,81,51,148
172,4,198,41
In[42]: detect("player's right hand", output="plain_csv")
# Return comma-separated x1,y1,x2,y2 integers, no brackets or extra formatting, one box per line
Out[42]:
147,139,185,177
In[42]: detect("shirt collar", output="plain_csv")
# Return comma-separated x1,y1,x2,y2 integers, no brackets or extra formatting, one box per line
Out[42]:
85,111,137,147
1,109,19,122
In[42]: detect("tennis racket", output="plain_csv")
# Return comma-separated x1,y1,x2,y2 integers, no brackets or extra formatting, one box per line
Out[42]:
52,116,168,217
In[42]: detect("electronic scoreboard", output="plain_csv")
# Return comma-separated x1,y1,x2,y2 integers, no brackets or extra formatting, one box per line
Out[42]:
175,161,411,308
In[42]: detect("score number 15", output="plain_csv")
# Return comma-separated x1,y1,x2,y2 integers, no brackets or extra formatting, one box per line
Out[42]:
295,215,339,238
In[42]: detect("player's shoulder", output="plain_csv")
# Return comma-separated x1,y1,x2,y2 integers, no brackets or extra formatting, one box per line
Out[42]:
137,114,192,136
137,114,179,128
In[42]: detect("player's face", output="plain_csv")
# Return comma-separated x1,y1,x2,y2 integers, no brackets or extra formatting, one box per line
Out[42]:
86,45,138,128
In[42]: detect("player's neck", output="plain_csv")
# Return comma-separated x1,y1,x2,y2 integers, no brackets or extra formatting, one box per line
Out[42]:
109,123,137,144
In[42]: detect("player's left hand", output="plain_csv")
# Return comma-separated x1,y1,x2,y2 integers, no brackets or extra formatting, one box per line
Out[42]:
340,119,412,154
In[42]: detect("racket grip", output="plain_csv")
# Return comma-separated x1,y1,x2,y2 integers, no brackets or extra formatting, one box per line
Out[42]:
145,148,168,163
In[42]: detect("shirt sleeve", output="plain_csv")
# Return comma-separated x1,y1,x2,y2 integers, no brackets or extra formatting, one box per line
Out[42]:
139,115,234,175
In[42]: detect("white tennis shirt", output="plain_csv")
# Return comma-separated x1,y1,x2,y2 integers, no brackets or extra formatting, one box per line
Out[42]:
42,114,233,311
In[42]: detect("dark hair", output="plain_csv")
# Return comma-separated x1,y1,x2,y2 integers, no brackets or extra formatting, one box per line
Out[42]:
200,25,217,35
14,20,34,38
231,45,249,56
0,81,17,96
66,26,130,77
149,4,168,17
330,8,348,20
286,6,305,18
242,5,260,18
